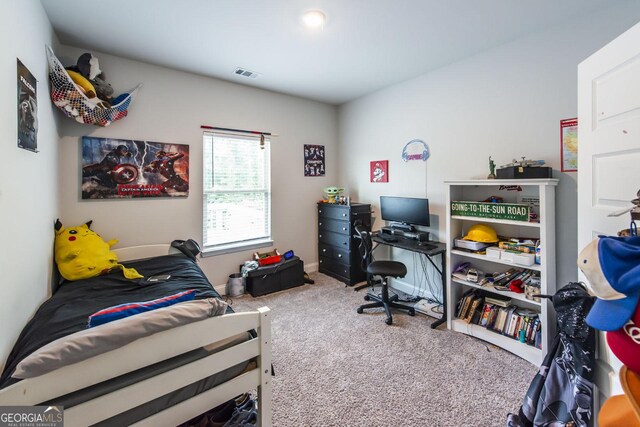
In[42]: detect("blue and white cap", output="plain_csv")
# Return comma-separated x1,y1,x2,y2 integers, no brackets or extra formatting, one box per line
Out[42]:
578,236,640,331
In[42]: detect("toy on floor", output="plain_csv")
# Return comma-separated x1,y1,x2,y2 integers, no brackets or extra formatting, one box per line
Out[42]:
54,219,142,281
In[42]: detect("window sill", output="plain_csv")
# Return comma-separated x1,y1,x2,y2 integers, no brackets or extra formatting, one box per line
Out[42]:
202,239,274,257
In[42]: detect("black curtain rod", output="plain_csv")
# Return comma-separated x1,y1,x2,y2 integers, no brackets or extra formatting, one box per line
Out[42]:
201,125,275,136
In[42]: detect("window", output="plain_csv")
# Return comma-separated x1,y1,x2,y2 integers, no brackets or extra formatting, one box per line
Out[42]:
203,132,271,254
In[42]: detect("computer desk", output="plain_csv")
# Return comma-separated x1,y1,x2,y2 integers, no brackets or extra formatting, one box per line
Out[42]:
371,232,447,329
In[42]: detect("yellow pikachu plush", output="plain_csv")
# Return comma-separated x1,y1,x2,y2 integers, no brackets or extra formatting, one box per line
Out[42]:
54,219,143,281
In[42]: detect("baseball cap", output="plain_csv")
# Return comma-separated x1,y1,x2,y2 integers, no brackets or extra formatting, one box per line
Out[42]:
607,302,640,375
577,236,640,331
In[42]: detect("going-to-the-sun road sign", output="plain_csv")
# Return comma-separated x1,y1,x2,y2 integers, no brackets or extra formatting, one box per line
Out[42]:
451,201,531,222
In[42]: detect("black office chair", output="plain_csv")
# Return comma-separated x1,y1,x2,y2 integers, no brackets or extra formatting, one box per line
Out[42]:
354,224,415,325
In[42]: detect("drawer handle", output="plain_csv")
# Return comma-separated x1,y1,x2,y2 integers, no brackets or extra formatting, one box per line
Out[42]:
342,213,347,217
343,242,347,245
322,249,327,252
338,254,342,258
319,222,322,226
319,234,323,238
320,260,323,263
342,227,347,231
319,210,322,213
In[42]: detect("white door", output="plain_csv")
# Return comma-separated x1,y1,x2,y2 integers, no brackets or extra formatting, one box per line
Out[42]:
578,21,640,400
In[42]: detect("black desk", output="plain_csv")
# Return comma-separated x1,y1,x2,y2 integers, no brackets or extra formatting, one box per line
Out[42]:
371,232,447,329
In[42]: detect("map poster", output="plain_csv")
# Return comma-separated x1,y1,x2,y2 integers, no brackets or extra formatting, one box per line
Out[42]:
81,137,189,199
561,118,578,172
304,144,325,176
17,58,38,152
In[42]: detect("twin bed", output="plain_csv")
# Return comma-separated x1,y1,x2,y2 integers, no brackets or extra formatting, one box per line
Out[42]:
0,244,272,426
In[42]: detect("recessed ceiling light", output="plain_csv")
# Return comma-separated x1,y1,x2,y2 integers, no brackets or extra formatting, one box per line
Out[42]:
302,10,326,29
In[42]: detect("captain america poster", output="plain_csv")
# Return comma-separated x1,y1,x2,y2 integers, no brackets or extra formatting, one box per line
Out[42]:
81,137,189,199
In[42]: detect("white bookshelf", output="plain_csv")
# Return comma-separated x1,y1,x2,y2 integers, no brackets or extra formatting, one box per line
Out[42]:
445,179,558,366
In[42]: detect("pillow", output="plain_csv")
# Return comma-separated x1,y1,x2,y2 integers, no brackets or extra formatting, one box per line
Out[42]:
88,289,196,328
12,297,228,379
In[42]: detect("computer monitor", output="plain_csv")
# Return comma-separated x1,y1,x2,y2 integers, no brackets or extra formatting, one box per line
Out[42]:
380,196,430,227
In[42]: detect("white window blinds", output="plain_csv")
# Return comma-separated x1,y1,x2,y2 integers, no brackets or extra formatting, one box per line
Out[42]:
203,132,271,252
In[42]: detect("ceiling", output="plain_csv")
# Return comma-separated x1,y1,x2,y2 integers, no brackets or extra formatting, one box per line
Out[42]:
40,0,618,105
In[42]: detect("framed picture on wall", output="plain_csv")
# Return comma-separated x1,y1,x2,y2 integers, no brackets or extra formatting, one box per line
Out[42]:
561,118,578,172
304,144,325,176
81,137,189,199
17,58,38,152
370,160,389,183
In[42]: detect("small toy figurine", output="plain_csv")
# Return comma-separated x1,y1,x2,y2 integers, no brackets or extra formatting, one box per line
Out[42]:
323,186,344,204
487,156,496,179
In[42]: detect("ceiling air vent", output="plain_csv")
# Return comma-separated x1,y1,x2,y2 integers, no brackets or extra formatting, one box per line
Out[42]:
233,67,261,79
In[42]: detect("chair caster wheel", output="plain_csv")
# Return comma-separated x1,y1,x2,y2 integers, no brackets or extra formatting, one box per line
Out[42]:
364,295,371,301
408,308,416,316
385,318,393,325
357,307,363,314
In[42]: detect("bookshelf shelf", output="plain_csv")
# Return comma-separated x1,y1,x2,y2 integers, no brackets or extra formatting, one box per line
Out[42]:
451,319,542,365
451,277,541,306
446,179,557,365
450,249,542,271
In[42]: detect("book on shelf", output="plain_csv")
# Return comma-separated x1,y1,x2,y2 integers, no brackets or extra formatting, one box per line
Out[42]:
455,289,475,318
465,297,484,324
480,303,493,327
457,294,473,319
470,305,483,324
485,294,511,307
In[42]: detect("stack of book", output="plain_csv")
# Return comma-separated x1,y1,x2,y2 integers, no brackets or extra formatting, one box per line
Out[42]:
455,290,542,348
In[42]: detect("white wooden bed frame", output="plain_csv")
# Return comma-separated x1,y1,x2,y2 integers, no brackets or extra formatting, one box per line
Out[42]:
0,244,272,427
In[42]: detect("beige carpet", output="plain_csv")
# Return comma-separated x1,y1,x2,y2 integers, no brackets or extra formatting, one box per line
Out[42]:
232,273,537,427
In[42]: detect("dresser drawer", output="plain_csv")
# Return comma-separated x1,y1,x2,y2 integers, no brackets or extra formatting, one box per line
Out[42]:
318,205,351,221
318,230,350,248
319,256,350,278
319,243,350,262
318,217,351,235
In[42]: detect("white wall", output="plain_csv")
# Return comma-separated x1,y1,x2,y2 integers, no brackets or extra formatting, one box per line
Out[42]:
0,1,60,370
56,46,338,287
338,4,640,297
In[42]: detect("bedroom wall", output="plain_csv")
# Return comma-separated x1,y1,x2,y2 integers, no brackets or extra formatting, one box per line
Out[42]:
56,46,338,287
338,3,640,298
0,0,60,370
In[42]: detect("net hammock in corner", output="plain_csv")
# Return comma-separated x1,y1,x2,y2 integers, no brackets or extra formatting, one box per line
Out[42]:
46,45,142,127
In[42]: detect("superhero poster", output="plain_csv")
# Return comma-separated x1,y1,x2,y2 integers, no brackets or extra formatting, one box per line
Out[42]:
81,137,189,199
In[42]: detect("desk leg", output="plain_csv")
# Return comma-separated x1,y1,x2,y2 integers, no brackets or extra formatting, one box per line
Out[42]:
430,253,447,329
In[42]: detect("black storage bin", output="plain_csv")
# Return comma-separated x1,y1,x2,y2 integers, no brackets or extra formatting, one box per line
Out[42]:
496,166,552,179
245,256,305,297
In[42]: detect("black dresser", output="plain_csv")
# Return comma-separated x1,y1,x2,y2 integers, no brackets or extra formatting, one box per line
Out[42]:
317,202,371,286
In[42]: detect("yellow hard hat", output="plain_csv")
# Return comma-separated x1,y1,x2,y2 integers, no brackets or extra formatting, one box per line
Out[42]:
463,224,498,243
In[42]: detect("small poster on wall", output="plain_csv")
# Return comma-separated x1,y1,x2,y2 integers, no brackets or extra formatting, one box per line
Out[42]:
370,160,389,183
81,137,189,199
561,118,578,172
17,58,38,152
304,144,325,176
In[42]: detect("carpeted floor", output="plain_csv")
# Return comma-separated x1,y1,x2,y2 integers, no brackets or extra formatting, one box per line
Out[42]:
232,273,537,427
